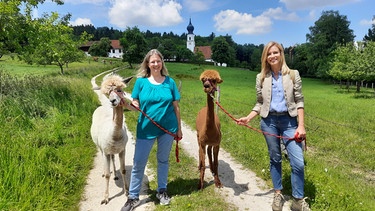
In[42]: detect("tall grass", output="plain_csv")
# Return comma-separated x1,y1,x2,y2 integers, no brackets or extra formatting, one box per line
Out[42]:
0,59,117,210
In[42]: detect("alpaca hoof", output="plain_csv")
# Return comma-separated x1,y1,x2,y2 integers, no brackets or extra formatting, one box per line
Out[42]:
215,180,223,188
101,198,109,204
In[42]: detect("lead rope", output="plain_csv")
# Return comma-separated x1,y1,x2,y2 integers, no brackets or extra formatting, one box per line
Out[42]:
130,103,182,162
213,99,307,150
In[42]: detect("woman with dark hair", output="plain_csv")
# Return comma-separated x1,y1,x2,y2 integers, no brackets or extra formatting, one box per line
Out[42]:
122,49,182,211
237,41,310,211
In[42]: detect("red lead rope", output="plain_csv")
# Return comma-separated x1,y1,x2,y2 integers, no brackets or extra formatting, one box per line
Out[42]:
214,101,307,150
130,103,182,162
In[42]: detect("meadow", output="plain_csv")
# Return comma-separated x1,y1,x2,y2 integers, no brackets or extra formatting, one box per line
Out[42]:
0,56,374,210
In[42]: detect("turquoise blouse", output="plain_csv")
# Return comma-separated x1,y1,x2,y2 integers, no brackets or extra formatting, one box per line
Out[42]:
131,76,180,139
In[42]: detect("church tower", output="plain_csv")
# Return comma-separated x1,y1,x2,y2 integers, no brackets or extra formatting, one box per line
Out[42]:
186,18,195,52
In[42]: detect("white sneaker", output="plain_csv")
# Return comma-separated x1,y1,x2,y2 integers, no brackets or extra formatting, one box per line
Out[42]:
156,190,171,205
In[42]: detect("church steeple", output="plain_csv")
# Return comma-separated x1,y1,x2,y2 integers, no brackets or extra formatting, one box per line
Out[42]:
186,18,195,52
187,18,194,34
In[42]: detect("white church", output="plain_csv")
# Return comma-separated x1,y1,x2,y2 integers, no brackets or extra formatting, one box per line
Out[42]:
187,18,225,66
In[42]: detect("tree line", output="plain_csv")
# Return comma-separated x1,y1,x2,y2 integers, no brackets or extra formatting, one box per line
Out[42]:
1,1,375,89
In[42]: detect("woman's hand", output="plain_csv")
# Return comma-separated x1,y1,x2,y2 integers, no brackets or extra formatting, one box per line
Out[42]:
131,100,139,109
176,129,183,140
295,125,306,140
236,116,250,125
236,111,258,125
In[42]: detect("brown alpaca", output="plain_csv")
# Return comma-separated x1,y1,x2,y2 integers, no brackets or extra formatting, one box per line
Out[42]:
196,69,223,190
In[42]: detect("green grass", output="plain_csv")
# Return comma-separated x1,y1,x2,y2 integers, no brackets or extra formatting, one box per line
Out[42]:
1,58,374,210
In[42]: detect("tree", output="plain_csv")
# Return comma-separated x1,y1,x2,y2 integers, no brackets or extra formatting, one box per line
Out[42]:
191,50,205,65
250,47,262,71
175,46,193,62
360,41,375,83
120,26,148,68
306,10,355,78
0,0,63,56
211,36,235,66
88,37,111,57
159,38,177,60
363,16,375,42
329,41,375,92
290,43,311,76
21,12,88,74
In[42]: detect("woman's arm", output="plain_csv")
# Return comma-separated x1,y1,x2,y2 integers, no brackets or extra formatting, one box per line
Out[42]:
173,100,182,139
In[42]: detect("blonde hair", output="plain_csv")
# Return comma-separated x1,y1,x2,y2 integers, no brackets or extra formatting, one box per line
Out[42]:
136,49,169,78
260,41,291,84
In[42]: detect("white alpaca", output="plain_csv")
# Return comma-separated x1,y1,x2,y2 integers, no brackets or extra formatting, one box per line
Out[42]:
90,74,132,204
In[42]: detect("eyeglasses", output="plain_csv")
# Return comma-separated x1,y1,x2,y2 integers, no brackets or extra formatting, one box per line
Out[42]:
149,60,162,64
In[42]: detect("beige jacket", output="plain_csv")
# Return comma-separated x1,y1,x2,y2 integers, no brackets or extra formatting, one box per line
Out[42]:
252,70,304,118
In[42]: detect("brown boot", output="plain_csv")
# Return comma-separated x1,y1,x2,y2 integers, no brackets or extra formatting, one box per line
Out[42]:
272,192,285,211
291,197,311,211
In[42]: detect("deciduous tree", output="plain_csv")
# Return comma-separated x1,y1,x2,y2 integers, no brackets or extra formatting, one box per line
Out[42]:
22,12,88,74
88,37,111,57
211,36,235,66
120,26,148,68
306,10,355,78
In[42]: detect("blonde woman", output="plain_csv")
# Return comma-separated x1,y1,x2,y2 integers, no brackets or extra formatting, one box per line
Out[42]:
237,41,310,211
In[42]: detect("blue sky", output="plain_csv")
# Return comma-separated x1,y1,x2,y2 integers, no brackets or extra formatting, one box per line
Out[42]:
34,0,375,47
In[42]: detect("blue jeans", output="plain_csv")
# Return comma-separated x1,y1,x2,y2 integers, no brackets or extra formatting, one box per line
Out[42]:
260,113,305,199
128,133,174,199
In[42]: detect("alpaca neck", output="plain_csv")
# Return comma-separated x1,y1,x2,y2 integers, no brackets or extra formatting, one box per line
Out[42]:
112,106,124,129
206,93,216,126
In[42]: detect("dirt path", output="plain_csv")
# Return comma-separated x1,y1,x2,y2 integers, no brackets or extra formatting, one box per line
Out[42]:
79,71,292,211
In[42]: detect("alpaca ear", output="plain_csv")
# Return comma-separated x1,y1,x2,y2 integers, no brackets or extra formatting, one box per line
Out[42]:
123,76,133,85
93,86,101,90
218,79,223,84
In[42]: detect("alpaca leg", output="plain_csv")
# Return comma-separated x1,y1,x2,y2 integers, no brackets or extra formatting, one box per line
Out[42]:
101,154,111,204
198,143,206,190
111,154,119,180
118,150,128,195
212,145,222,188
207,146,214,175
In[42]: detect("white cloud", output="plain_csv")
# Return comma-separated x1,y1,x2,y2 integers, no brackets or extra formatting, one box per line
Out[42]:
280,0,360,10
308,10,317,20
182,0,214,12
213,7,300,35
63,0,107,5
262,7,299,21
213,10,272,35
108,0,183,29
360,18,375,26
70,18,93,26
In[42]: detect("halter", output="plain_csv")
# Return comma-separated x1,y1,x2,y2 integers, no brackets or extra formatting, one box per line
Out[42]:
202,78,218,96
108,87,126,107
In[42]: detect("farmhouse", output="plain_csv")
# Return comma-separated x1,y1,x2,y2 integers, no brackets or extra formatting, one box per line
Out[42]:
79,40,123,58
195,46,213,62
